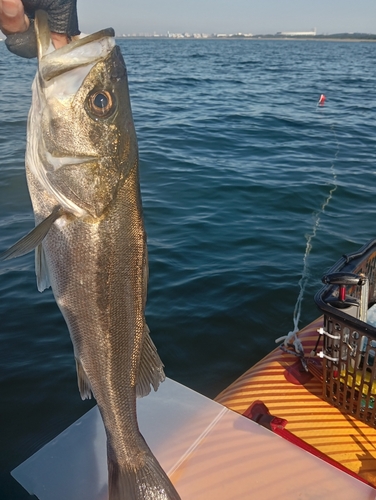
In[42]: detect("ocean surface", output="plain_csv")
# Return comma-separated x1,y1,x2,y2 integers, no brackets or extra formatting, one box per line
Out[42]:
1,37,376,498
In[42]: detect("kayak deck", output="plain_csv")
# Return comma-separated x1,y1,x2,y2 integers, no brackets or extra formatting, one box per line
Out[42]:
215,316,376,487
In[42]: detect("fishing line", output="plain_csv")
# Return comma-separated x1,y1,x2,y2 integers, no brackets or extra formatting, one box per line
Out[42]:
276,110,339,352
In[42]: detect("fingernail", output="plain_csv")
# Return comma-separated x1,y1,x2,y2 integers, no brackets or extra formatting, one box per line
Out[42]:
3,1,19,17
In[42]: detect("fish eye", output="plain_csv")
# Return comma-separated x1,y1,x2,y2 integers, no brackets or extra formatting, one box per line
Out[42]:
87,90,114,118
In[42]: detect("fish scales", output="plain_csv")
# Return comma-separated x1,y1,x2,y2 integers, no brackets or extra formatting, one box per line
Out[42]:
33,165,148,456
1,11,181,500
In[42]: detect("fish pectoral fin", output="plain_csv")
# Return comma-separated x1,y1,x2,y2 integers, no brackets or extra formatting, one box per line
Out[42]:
0,206,64,261
75,358,92,400
36,244,51,292
136,324,166,398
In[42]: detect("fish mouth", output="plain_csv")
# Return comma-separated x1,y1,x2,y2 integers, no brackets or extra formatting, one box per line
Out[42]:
34,10,115,81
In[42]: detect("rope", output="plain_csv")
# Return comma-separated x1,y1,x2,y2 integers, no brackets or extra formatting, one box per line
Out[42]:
275,103,339,357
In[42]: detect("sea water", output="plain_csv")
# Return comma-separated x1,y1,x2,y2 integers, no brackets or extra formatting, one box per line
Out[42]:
1,38,376,499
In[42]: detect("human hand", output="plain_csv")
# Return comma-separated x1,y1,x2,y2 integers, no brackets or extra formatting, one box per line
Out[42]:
0,0,29,35
0,0,79,57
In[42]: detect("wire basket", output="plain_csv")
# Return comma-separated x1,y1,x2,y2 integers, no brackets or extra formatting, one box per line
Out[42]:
314,239,376,427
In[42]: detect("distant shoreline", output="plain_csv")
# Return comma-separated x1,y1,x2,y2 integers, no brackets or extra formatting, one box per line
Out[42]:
117,36,376,43
252,37,376,42
0,35,373,44
0,34,373,44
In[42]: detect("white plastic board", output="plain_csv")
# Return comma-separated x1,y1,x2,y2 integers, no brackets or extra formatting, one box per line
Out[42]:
12,378,376,499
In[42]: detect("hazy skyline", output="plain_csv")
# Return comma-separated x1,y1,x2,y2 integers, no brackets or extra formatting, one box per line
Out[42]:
77,0,376,35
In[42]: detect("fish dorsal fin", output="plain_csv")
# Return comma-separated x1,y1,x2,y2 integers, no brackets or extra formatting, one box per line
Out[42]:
75,358,92,400
0,206,64,261
35,244,51,292
136,324,165,398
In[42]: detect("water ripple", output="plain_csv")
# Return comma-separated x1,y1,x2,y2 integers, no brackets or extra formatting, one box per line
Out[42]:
1,38,376,498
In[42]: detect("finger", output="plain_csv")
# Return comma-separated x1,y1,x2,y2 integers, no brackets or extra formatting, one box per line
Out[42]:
3,0,80,56
0,0,29,35
51,31,68,48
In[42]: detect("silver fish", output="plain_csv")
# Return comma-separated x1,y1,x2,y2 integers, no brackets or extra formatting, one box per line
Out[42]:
2,11,181,500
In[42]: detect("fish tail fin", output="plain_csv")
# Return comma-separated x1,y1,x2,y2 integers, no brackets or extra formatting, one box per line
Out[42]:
108,448,181,500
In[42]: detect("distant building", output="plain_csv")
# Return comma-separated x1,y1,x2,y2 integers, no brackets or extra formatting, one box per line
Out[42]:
278,28,316,36
215,32,253,38
167,31,185,38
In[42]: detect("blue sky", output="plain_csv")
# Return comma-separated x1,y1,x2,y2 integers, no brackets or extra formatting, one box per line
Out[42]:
78,0,376,35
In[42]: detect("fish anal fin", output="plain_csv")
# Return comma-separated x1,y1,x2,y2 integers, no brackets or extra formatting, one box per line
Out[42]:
75,358,92,400
35,244,51,292
0,206,64,261
136,324,165,398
